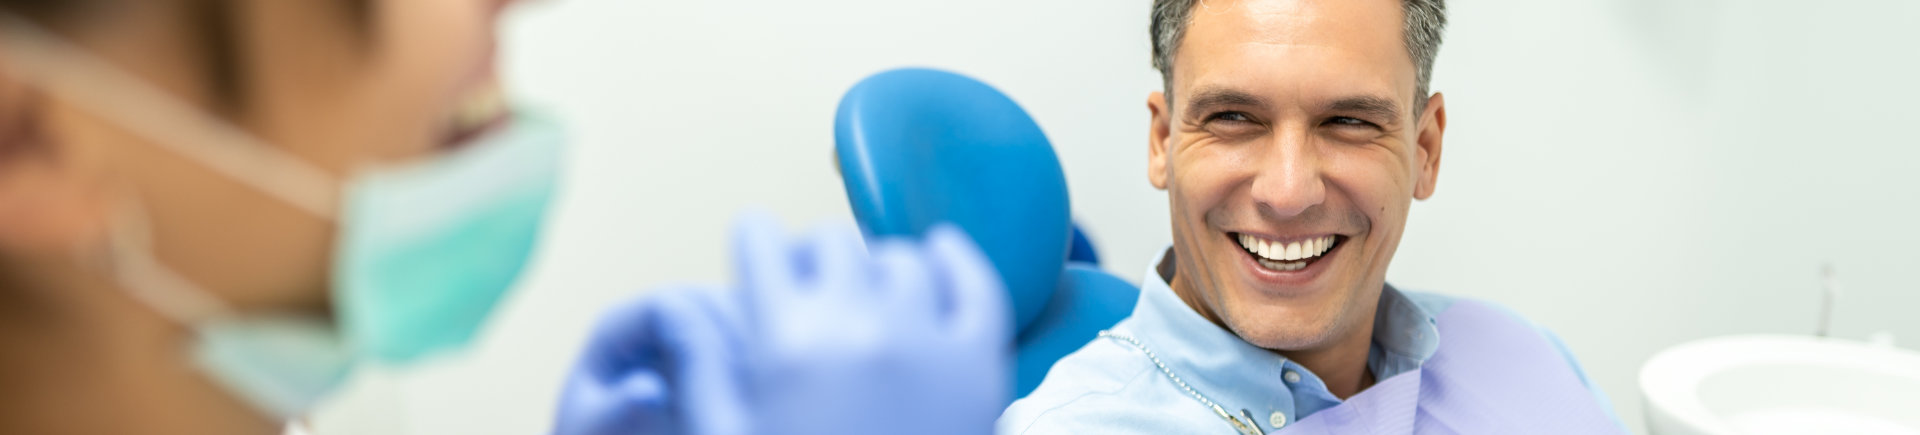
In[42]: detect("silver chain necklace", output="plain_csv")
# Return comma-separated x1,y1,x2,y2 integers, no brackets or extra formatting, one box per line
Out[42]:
1099,330,1268,435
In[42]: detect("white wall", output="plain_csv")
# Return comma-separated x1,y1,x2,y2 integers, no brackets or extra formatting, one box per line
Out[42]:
308,0,1920,433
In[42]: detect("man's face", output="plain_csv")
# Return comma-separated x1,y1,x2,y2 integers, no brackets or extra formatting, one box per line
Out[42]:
1146,0,1446,351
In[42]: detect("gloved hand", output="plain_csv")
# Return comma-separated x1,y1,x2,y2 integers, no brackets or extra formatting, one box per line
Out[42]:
551,285,750,435
552,211,1011,435
729,213,1012,435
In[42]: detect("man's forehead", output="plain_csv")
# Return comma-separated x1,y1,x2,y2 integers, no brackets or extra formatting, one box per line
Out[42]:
1175,0,1416,107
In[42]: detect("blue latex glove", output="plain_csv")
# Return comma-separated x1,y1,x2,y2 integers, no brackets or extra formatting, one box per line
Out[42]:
553,212,1011,435
728,213,1012,435
552,285,749,435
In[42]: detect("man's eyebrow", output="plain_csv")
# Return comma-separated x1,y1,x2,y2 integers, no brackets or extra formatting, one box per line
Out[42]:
1182,87,1270,115
1325,95,1404,125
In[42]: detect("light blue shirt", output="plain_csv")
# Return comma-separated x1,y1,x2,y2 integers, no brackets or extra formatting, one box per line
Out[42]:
998,247,1617,434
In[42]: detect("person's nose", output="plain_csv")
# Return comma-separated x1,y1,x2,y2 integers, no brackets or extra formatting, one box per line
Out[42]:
1248,130,1325,220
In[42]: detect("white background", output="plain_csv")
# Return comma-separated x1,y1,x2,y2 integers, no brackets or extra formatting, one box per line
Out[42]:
308,0,1920,433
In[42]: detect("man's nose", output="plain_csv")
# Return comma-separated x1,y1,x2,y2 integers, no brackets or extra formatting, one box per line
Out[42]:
1248,132,1326,219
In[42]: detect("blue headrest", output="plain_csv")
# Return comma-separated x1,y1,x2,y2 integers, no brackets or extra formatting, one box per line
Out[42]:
834,68,1070,331
1014,265,1137,395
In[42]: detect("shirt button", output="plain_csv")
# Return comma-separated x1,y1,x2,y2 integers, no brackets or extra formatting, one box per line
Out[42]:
1269,411,1288,429
1283,370,1302,383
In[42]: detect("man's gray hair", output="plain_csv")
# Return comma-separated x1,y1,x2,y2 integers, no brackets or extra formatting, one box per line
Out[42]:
1150,0,1448,108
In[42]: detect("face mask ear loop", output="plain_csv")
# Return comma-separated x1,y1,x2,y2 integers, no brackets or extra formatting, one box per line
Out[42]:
0,12,339,218
82,198,234,324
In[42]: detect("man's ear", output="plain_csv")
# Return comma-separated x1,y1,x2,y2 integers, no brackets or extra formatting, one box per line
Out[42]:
0,85,114,255
1412,92,1445,200
1147,91,1173,191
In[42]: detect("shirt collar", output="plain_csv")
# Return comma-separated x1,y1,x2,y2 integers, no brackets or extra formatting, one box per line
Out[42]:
1116,247,1441,421
1368,275,1440,377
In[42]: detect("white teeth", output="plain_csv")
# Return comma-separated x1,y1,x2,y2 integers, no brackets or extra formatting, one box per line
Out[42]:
1236,233,1339,270
1258,257,1308,271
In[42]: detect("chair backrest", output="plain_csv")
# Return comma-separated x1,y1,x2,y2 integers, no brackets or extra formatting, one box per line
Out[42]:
834,68,1071,331
1014,265,1139,396
833,68,1137,399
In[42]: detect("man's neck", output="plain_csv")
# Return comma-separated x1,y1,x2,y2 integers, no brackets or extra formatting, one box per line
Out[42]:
1161,250,1377,399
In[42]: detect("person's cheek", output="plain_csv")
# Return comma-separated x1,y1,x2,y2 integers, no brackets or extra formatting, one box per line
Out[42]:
1172,147,1236,289
1324,148,1401,250
374,0,497,158
1183,142,1258,216
1171,145,1215,223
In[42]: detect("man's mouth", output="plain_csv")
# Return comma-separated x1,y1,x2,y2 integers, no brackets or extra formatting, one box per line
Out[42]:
1230,232,1343,272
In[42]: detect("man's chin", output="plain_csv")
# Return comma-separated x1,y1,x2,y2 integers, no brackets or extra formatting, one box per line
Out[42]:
1217,300,1351,351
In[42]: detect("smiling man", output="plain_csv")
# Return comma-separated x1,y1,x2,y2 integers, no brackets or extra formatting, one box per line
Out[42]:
998,0,1624,433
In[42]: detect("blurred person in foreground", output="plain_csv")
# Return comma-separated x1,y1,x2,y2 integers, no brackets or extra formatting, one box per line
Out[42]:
0,1,1009,435
998,0,1624,433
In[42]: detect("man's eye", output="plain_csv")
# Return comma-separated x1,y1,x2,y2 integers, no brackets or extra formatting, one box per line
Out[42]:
1201,111,1264,138
1323,116,1384,143
1325,117,1378,128
1206,111,1254,124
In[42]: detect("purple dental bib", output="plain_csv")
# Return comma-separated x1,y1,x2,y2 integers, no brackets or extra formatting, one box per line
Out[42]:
1280,300,1623,434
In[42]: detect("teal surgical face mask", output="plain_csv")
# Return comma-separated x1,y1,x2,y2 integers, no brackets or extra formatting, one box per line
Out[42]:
1,15,561,418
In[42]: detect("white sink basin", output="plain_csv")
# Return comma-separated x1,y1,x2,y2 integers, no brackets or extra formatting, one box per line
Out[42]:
1641,334,1920,435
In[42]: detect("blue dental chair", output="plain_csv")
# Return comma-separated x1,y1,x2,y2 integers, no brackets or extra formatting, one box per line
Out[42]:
832,68,1139,399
